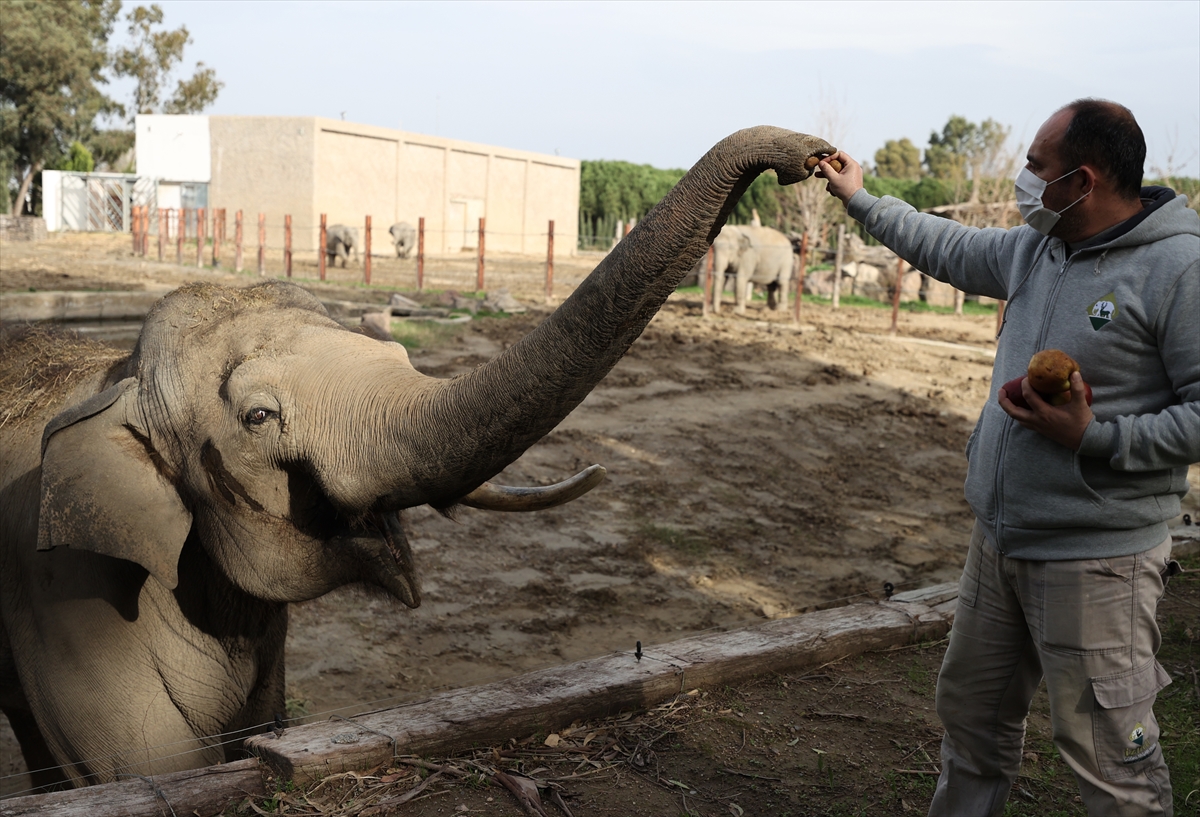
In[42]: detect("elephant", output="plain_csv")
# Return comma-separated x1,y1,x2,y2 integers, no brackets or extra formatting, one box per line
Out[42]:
689,223,748,304
389,221,417,258
729,225,794,315
326,224,358,267
0,126,833,789
694,224,794,315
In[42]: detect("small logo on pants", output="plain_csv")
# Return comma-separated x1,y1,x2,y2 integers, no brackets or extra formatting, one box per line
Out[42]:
1123,723,1154,763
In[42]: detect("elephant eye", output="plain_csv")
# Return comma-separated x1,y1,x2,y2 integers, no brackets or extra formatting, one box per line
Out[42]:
244,407,276,426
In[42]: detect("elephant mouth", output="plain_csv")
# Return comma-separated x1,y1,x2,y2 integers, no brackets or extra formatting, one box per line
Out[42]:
371,511,420,609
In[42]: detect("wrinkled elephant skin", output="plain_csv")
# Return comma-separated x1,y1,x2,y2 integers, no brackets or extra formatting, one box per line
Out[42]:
0,126,834,788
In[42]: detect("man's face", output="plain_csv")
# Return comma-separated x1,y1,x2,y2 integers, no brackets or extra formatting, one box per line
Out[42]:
1025,110,1090,239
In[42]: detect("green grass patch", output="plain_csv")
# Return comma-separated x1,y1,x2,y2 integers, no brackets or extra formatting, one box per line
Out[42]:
389,319,469,350
1157,553,1200,802
800,291,998,315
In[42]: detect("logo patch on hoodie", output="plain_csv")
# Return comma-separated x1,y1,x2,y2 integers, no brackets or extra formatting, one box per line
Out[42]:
1088,292,1118,330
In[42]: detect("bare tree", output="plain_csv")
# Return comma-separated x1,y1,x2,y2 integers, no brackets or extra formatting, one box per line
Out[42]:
787,86,852,249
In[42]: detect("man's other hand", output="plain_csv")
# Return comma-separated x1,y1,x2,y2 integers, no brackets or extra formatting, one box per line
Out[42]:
998,371,1094,451
817,151,864,205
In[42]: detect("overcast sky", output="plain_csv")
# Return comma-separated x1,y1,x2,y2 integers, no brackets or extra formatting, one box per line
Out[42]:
135,0,1200,176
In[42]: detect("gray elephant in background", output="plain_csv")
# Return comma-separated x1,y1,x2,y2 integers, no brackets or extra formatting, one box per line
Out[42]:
689,223,748,306
693,224,794,315
326,224,358,267
389,222,417,258
0,126,833,789
732,224,794,315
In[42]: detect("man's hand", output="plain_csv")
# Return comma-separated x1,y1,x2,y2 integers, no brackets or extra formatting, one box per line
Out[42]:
998,371,1094,451
817,151,864,205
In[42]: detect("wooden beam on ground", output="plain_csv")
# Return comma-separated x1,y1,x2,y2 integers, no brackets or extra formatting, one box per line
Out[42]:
0,758,264,817
248,587,959,783
0,290,172,323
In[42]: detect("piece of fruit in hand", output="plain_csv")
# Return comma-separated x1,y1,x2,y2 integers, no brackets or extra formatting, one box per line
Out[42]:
1000,349,1092,409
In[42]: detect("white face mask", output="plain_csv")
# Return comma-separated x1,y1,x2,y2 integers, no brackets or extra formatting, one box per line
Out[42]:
1014,166,1089,235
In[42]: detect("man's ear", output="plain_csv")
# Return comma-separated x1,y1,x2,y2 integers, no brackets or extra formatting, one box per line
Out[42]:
1078,165,1099,197
38,378,192,589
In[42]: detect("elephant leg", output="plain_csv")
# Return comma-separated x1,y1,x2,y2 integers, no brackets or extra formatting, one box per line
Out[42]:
735,272,749,315
767,282,779,310
776,268,789,312
2,706,68,791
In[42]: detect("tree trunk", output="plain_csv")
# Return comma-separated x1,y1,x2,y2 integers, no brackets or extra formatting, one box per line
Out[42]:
12,162,39,216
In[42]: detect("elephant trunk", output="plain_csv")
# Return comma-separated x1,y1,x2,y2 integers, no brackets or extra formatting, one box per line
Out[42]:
373,127,833,510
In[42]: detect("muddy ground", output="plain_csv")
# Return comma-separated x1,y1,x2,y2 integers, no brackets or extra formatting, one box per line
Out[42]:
2,233,1197,814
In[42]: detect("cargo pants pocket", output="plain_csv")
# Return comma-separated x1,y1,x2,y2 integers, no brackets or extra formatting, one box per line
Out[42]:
956,524,986,609
1090,660,1172,781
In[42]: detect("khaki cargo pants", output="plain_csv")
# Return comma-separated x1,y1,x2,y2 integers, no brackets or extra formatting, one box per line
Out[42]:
929,522,1175,817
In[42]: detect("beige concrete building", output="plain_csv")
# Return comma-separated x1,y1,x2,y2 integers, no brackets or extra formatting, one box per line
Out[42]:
135,115,580,256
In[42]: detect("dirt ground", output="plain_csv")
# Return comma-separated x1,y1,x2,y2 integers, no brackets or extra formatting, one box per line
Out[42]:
239,556,1200,817
1,233,1197,814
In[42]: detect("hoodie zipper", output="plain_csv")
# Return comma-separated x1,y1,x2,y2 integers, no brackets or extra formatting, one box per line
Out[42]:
992,248,1074,554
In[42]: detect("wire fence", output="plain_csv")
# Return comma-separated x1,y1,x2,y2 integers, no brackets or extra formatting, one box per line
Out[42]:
0,574,938,800
128,207,603,301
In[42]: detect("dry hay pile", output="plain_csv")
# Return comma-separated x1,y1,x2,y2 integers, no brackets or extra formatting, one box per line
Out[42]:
241,691,714,816
0,326,126,431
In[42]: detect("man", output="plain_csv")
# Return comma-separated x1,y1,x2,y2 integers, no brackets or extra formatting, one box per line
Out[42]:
820,99,1199,816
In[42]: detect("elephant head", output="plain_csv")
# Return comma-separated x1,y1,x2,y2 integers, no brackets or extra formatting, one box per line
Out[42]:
37,126,834,615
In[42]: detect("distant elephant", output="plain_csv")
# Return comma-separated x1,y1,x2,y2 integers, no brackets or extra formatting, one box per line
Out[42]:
389,221,417,258
695,224,793,315
730,225,794,315
0,126,833,788
688,223,748,309
326,224,358,267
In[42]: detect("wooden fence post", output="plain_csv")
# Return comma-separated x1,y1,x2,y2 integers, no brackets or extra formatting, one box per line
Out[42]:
131,205,139,254
703,245,714,317
196,207,206,267
545,219,554,303
235,211,244,272
831,223,845,309
257,213,265,276
793,232,809,323
364,215,372,285
996,299,1006,335
890,256,904,335
284,214,293,278
176,209,184,264
212,209,223,267
417,217,425,291
319,214,327,281
476,217,486,291
157,208,165,261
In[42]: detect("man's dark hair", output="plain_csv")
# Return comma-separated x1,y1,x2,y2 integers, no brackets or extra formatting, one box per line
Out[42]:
1057,99,1145,200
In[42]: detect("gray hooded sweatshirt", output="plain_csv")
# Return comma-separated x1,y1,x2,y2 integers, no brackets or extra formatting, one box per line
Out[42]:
846,187,1200,560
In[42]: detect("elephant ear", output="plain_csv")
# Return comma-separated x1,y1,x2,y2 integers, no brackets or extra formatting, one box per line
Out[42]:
37,377,192,590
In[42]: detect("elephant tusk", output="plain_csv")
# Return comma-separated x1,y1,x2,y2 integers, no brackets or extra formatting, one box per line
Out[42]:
459,464,607,512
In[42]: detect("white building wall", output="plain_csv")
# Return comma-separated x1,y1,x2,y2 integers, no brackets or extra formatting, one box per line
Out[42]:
136,115,212,182
42,170,61,231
